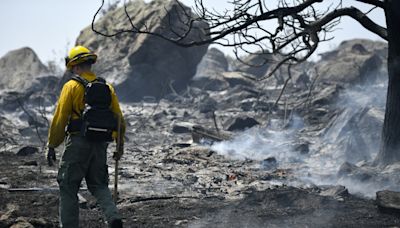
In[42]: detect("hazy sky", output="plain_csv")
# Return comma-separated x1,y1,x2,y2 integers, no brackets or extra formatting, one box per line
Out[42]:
0,0,386,66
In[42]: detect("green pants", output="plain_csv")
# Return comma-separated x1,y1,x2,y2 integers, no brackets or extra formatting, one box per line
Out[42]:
57,134,120,228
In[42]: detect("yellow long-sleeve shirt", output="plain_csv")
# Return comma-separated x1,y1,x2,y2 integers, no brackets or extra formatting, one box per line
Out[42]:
48,71,125,148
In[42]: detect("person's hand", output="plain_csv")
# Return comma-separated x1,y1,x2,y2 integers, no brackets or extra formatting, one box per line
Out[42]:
113,143,123,161
45,147,56,166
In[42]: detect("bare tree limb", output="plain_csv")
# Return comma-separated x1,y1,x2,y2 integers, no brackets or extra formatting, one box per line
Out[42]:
310,6,387,40
274,63,293,107
15,96,45,145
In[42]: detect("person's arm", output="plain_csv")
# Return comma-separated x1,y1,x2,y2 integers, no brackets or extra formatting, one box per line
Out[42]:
109,85,125,138
109,84,125,160
47,82,73,148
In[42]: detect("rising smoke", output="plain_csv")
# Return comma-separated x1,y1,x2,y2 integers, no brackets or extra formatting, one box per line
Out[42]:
211,70,396,198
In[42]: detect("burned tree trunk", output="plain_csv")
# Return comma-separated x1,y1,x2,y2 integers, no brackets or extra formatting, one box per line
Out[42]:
375,0,400,165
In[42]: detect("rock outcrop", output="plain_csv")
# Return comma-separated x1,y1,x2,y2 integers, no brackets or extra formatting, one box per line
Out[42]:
316,39,387,84
0,48,59,146
191,48,229,91
191,48,258,91
233,51,275,78
0,47,49,91
232,51,312,87
376,190,400,214
73,0,209,101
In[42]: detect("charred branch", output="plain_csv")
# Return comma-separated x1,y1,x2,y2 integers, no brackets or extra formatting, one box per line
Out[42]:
311,7,387,40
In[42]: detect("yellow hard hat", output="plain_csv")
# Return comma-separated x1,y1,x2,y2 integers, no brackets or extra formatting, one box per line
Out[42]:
65,45,97,69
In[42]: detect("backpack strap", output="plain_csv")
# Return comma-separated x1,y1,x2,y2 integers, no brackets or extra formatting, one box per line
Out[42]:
95,77,106,83
71,75,89,87
69,75,90,117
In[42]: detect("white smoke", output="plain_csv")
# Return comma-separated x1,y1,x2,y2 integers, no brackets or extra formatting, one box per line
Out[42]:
210,73,393,198
212,115,304,167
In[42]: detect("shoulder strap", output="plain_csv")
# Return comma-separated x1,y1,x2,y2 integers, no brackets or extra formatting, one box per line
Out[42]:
95,77,106,83
70,75,89,117
71,75,89,87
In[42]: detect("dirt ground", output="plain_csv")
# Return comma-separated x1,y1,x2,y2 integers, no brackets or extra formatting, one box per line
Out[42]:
1,151,400,228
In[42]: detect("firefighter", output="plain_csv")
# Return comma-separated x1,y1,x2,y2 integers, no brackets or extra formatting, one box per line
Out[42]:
46,45,125,228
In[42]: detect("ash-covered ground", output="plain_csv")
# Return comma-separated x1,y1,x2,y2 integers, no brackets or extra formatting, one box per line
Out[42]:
1,85,400,227
1,39,400,227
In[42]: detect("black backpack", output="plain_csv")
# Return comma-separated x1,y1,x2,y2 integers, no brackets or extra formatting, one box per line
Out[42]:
68,75,117,142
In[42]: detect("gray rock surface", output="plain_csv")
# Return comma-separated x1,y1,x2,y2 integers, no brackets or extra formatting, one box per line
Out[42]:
222,71,255,87
171,121,196,133
0,48,58,147
376,190,400,214
233,51,276,78
16,146,38,156
72,0,209,101
225,116,260,131
316,39,387,84
191,48,229,91
0,47,49,91
319,185,349,198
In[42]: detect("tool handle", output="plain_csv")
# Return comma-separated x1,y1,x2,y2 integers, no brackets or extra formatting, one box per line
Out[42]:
113,114,122,203
113,159,119,203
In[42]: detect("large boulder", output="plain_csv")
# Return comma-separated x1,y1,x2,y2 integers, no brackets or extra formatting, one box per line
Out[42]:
72,0,209,101
191,48,258,91
316,39,387,84
376,190,400,214
0,47,49,91
191,48,229,91
0,47,58,117
222,72,255,87
233,51,276,78
323,107,384,163
225,116,260,131
0,75,60,111
232,51,312,87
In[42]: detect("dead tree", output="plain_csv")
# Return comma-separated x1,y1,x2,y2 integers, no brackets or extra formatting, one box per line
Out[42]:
91,0,400,166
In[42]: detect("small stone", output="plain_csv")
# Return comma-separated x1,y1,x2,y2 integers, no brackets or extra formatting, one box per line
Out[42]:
172,122,196,133
0,179,11,190
175,220,188,225
10,217,34,228
172,142,192,148
199,97,217,113
294,143,310,155
16,146,38,156
337,162,357,177
163,175,172,181
260,157,278,171
187,168,196,173
226,116,260,131
78,193,87,209
320,185,349,198
212,176,223,184
376,190,400,215
0,204,19,221
28,218,47,227
23,161,38,166
185,175,199,185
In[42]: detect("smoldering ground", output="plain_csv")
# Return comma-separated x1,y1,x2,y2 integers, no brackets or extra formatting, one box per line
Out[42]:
210,70,396,198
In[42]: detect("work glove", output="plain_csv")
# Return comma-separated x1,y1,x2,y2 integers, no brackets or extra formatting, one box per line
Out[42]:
45,147,56,166
113,143,124,161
